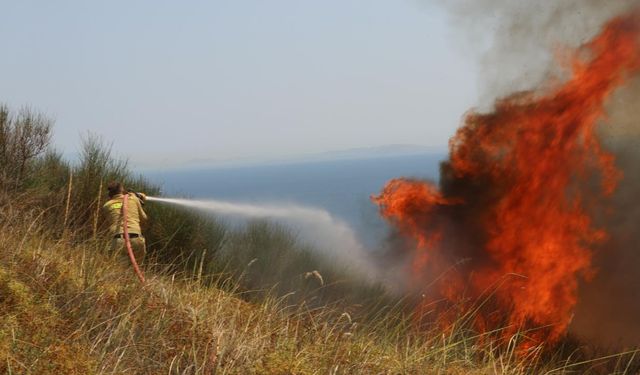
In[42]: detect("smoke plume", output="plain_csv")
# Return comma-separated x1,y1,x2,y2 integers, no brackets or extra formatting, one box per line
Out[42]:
437,0,639,103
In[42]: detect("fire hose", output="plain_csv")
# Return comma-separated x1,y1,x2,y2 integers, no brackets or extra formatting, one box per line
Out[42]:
122,193,146,284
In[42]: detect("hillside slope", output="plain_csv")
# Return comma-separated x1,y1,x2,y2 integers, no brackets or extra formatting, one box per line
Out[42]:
1,214,558,375
5,211,638,374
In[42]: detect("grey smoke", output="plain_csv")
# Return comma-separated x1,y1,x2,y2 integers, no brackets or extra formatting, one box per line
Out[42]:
434,0,638,105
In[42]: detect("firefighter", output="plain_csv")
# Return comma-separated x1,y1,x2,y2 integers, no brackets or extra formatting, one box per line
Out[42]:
103,181,148,263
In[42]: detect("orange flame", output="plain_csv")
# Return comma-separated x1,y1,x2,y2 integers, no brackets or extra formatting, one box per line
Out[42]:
373,11,640,345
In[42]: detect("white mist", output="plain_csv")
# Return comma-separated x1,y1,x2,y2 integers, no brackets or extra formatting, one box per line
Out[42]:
146,196,378,280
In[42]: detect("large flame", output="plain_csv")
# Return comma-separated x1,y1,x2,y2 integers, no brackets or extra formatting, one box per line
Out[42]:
373,11,640,345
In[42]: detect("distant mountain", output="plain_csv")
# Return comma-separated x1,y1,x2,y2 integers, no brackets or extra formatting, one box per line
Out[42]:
310,144,445,161
138,144,446,171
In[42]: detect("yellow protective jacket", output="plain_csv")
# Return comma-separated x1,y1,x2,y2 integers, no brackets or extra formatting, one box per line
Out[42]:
103,193,147,235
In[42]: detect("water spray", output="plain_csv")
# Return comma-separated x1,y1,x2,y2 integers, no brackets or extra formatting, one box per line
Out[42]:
146,196,378,280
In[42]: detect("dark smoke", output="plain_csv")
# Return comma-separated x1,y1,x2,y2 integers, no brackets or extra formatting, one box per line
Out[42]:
572,77,640,349
428,0,640,348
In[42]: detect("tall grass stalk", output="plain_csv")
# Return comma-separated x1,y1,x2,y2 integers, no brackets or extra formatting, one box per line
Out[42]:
93,178,103,239
62,169,73,236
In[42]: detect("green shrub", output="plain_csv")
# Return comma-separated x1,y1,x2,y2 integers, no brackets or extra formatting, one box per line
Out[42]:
0,105,53,192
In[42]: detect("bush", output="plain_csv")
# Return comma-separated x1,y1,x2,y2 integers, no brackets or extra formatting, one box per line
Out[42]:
0,105,53,192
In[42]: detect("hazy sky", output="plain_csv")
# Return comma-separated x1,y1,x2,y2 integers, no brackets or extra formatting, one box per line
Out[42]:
1,1,480,168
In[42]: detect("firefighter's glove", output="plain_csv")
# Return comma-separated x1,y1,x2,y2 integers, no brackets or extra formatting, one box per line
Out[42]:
134,192,147,204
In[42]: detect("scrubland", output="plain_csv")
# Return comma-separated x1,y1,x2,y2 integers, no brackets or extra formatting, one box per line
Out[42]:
1,104,637,374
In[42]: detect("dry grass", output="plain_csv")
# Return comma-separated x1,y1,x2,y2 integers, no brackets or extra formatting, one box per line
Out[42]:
1,206,638,374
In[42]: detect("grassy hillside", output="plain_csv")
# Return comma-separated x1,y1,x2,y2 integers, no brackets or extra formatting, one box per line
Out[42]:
1,104,638,373
0,207,593,374
6,202,640,374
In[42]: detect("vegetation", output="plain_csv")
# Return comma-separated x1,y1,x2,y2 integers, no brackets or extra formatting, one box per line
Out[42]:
1,104,638,373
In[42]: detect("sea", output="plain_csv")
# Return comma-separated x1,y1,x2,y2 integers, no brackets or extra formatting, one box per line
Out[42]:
144,153,444,248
